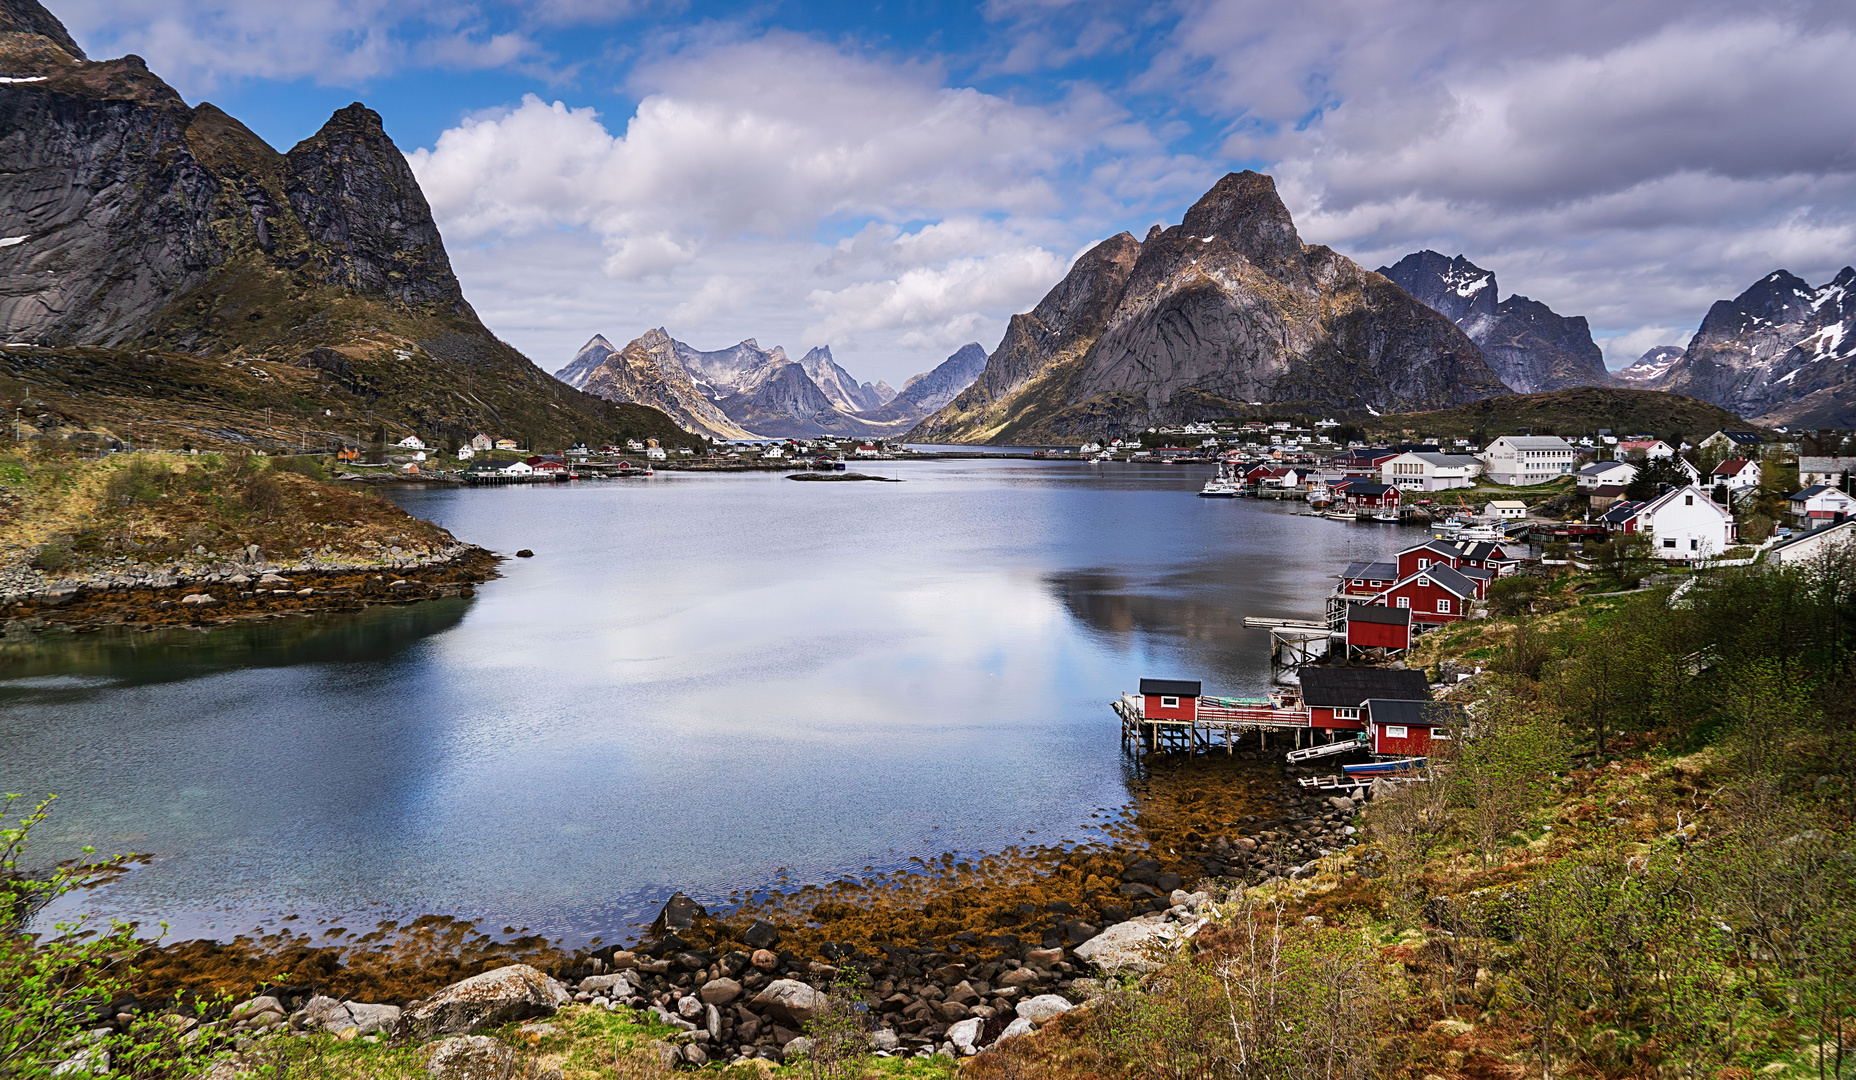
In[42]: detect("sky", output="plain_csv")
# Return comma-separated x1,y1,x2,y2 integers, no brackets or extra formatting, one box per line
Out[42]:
54,0,1856,387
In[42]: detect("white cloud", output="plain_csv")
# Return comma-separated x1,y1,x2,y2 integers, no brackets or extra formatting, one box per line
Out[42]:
411,30,1202,385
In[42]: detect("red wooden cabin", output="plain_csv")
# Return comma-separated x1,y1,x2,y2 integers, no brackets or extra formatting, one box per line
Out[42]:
1297,668,1431,732
1372,564,1480,623
1139,678,1200,721
1346,604,1412,652
1394,540,1465,578
1362,699,1466,756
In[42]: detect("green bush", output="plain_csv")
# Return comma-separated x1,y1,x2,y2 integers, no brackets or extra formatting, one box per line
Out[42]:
26,543,66,572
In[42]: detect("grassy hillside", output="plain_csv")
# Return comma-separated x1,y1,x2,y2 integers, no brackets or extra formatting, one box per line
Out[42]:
1369,386,1760,441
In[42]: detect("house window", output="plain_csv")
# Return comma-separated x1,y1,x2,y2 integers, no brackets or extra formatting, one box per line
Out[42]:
1437,598,1451,613
1353,579,1364,586
1417,576,1431,586
1685,495,1693,505
1396,597,1410,609
1334,708,1360,720
1690,539,1699,550
1418,558,1430,569
1160,696,1179,708
1385,726,1408,739
1663,538,1677,548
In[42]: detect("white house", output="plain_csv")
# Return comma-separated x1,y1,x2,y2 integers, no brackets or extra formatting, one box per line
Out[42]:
1770,519,1856,566
1487,500,1527,520
1708,457,1761,493
1615,486,1736,561
1576,460,1636,490
456,445,475,460
1699,430,1766,460
469,433,494,451
1616,439,1675,460
396,435,428,451
1788,485,1856,529
1479,436,1576,486
1797,456,1855,488
1380,452,1483,491
497,459,534,476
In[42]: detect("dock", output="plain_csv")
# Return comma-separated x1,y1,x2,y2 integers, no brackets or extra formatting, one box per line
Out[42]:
1113,691,1364,756
1242,616,1340,672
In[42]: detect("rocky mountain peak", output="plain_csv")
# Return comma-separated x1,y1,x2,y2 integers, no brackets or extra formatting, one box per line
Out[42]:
1659,266,1856,427
1176,171,1305,270
1615,345,1685,384
0,0,84,59
1377,251,1498,326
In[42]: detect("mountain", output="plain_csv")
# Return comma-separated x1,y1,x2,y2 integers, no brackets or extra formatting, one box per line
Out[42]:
1615,346,1685,384
872,380,897,405
1376,251,1613,393
1655,268,1856,427
672,338,788,399
857,343,989,424
577,329,759,441
798,346,884,413
555,334,615,389
1363,386,1757,444
0,0,685,452
911,172,1508,444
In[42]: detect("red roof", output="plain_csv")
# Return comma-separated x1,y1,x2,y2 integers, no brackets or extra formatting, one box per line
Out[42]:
1711,457,1752,476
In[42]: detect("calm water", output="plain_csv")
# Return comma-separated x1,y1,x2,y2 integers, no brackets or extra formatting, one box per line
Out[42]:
2,460,1413,944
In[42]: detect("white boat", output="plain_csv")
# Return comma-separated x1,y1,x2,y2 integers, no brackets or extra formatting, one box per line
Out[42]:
1455,523,1503,541
1198,461,1240,497
1372,511,1400,523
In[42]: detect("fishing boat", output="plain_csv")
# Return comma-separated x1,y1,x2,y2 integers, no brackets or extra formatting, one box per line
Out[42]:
1325,510,1355,521
1305,481,1332,508
1455,523,1502,541
1198,462,1241,497
1343,757,1427,776
1372,511,1400,523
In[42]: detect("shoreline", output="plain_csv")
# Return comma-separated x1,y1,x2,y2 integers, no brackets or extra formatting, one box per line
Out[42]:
0,544,501,633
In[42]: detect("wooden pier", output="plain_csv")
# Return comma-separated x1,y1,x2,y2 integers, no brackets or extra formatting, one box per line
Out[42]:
1113,692,1355,756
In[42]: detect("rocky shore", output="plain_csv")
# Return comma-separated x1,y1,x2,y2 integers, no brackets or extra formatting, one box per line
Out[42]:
0,543,500,633
103,760,1378,1074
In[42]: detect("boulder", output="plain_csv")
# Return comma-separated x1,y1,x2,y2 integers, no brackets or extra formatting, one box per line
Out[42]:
997,967,1041,989
653,893,707,933
783,1036,813,1060
180,593,218,606
230,996,284,1021
750,949,779,972
675,996,702,1020
742,920,781,950
699,978,741,1006
1074,916,1205,975
1431,1019,1475,1038
397,964,570,1040
997,1017,1035,1043
872,1028,900,1051
346,1003,402,1036
751,979,827,1027
424,1036,520,1080
934,1000,972,1023
1015,995,1073,1026
947,1017,983,1054
1022,947,1065,970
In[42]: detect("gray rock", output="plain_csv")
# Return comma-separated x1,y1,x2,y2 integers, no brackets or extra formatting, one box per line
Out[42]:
230,995,285,1021
699,977,741,1006
179,593,218,606
751,979,827,1027
678,1043,708,1067
1074,916,1206,975
946,1017,983,1054
1023,947,1065,970
397,964,570,1040
345,1003,401,1036
424,1035,519,1080
997,1016,1035,1042
872,1028,900,1051
783,1037,813,1060
1016,995,1073,1025
676,995,702,1020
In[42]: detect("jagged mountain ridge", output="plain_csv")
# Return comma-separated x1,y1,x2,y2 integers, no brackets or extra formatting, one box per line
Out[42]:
911,172,1508,444
1615,346,1685,384
1376,251,1614,394
1653,268,1856,427
0,0,685,450
574,329,758,441
562,331,985,439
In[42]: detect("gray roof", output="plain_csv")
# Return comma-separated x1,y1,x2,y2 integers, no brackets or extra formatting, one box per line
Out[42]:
1140,678,1201,697
1298,667,1431,707
1791,484,1839,500
1496,436,1573,450
1348,604,1411,626
1578,461,1631,476
1400,563,1479,597
1398,452,1482,467
1364,699,1466,728
1341,561,1398,581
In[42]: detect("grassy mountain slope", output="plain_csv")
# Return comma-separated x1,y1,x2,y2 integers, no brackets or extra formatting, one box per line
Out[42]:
1369,386,1759,441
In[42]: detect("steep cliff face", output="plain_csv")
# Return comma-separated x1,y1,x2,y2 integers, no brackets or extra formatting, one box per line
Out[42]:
580,329,759,440
673,337,786,398
0,0,674,451
1377,250,1612,394
1659,268,1856,427
912,173,1506,444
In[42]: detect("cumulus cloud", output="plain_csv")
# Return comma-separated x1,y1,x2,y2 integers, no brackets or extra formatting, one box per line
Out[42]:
411,30,1199,382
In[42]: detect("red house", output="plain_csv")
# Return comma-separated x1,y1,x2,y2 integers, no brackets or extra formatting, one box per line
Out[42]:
1338,560,1399,597
1297,667,1431,732
1340,480,1400,511
1346,604,1412,653
1394,540,1465,579
1372,563,1481,623
1139,678,1200,721
1455,541,1519,576
1363,699,1466,757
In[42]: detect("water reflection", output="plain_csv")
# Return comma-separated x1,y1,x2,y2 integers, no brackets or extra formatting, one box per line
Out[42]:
2,461,1410,945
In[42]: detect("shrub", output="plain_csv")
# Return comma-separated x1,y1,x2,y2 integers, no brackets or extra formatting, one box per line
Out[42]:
26,543,66,572
1489,575,1541,616
267,455,327,482
241,472,287,515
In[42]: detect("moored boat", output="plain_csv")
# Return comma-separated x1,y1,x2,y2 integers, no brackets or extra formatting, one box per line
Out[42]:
1343,757,1427,776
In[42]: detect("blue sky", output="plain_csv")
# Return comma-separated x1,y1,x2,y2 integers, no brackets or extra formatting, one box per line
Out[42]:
55,0,1856,387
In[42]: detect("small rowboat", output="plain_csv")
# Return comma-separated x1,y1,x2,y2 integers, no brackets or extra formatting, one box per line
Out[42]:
1343,757,1426,776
